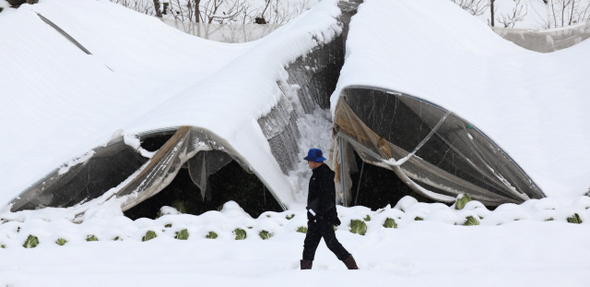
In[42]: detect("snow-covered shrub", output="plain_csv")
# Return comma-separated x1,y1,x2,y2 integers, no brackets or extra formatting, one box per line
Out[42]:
159,206,182,217
394,196,418,212
142,231,157,241
463,216,480,226
234,228,247,240
296,226,307,233
206,231,218,239
350,219,367,235
86,235,98,242
172,200,187,214
56,238,67,246
364,215,371,221
455,194,472,210
383,218,397,228
567,213,582,224
259,230,273,240
23,235,39,248
175,229,189,240
286,214,295,220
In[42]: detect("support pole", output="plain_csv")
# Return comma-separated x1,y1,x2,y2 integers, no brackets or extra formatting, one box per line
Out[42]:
354,160,365,206
339,136,347,206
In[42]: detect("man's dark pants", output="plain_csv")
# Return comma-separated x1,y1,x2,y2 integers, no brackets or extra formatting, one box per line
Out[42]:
302,219,350,261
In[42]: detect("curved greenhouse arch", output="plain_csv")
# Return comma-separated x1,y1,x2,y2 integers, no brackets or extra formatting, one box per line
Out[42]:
9,126,286,216
332,85,545,207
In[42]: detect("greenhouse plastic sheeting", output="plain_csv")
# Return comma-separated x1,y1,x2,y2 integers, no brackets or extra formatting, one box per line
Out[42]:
492,20,590,53
332,86,545,207
187,150,234,201
9,139,147,212
9,126,285,213
114,126,278,211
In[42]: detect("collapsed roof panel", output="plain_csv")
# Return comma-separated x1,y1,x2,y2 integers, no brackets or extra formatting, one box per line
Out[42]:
1,0,347,214
331,0,590,198
9,139,147,212
333,86,544,206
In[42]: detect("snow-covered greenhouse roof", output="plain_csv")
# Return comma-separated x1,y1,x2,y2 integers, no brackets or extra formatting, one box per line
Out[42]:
0,0,344,212
1,0,589,216
332,0,590,199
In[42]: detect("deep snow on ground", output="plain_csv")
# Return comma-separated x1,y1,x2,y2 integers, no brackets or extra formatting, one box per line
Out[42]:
1,0,590,285
2,197,590,286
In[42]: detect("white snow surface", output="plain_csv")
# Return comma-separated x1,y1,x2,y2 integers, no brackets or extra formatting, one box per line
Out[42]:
332,0,590,198
2,1,590,285
2,197,590,286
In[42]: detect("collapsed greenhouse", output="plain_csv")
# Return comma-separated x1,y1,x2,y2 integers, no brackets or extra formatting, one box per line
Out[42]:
2,0,349,218
331,86,545,207
2,0,590,220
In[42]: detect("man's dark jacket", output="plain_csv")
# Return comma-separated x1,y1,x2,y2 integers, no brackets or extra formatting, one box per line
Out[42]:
306,164,340,225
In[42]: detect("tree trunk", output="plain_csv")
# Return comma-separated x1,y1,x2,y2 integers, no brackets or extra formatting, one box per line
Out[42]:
195,0,201,23
490,0,495,26
153,0,162,18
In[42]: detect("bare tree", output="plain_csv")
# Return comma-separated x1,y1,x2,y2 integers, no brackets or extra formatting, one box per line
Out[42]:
497,0,528,27
110,0,155,15
160,0,310,24
262,0,312,24
451,0,490,16
539,0,590,28
153,0,162,17
167,0,246,23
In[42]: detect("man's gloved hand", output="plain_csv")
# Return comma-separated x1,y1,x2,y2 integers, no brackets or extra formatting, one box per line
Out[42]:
334,217,341,226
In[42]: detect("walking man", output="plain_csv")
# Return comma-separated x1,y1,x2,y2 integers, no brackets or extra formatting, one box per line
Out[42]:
300,148,359,270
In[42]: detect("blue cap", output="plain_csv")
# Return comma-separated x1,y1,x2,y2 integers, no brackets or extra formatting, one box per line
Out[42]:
304,148,327,162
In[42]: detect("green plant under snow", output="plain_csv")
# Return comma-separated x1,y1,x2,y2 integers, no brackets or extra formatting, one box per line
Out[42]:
142,231,157,242
234,228,247,240
567,213,582,224
350,219,367,235
175,229,189,240
206,231,218,239
455,193,472,210
259,230,273,240
463,216,480,226
23,235,39,248
383,217,397,228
